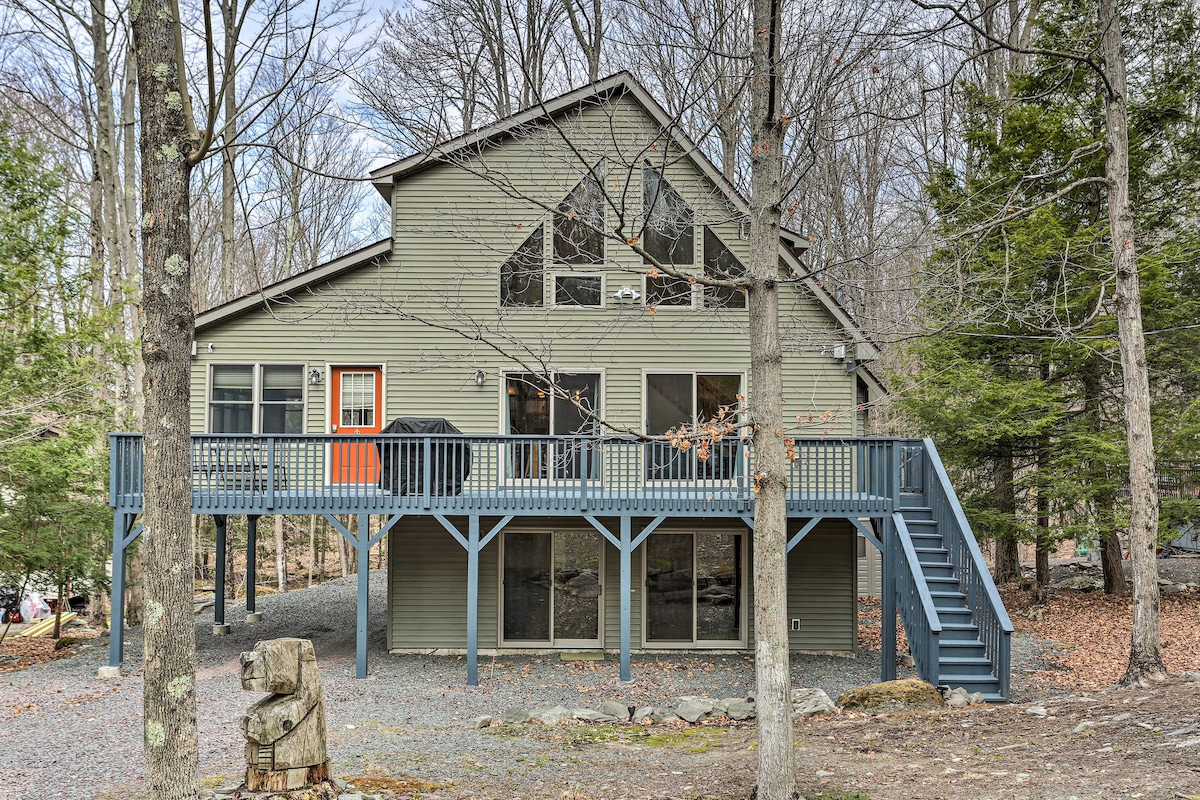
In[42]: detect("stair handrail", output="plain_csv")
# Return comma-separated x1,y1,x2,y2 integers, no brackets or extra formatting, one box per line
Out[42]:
922,438,1014,697
892,512,942,681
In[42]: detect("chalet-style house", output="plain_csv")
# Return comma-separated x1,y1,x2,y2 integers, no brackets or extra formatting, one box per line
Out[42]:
108,73,1012,699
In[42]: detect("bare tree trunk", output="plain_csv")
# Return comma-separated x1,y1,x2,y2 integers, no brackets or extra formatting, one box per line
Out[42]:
338,525,349,578
993,449,1020,584
1100,0,1164,685
308,516,316,588
132,0,200,785
125,547,145,626
747,0,794,795
220,0,238,303
275,515,287,592
1082,358,1127,594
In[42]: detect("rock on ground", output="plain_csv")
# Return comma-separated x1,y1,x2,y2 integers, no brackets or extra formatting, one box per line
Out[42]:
836,678,944,713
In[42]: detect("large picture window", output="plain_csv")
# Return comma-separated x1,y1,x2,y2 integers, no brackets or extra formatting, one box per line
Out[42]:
641,166,694,266
501,166,606,308
703,227,747,309
506,372,601,479
208,364,305,434
645,372,742,480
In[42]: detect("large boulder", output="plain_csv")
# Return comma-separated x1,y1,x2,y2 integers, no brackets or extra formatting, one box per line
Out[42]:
675,697,716,723
836,679,944,714
529,704,574,725
791,688,836,718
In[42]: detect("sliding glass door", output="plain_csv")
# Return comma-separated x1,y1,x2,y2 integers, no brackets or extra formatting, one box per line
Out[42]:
645,532,744,646
502,531,602,646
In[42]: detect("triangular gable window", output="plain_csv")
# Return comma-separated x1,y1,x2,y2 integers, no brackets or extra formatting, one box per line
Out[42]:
641,165,694,266
703,227,746,309
500,224,545,307
554,166,605,265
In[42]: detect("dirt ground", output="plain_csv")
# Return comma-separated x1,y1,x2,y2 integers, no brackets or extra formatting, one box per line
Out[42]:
442,675,1200,800
5,560,1200,800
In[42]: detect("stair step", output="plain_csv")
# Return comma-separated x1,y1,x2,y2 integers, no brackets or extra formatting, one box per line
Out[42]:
920,563,956,577
914,546,949,558
939,641,987,658
926,577,962,591
936,608,974,622
940,622,981,640
931,591,967,608
900,505,933,517
938,656,995,675
905,518,938,529
937,673,1000,690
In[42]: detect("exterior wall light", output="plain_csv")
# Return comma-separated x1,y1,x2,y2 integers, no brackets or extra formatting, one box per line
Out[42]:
309,368,323,385
475,370,487,387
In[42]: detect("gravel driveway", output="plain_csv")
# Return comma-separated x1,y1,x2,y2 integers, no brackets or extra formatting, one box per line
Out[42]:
0,572,1052,800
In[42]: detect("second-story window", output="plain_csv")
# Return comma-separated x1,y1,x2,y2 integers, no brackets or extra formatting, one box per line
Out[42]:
553,170,605,266
641,166,694,265
500,224,545,307
703,227,747,309
208,364,305,434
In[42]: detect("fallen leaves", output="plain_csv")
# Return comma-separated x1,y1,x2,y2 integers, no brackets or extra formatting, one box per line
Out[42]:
1001,588,1200,690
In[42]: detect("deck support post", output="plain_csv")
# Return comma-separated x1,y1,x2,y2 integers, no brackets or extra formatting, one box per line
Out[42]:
108,512,130,668
466,515,480,686
356,513,371,678
246,515,259,620
325,513,401,679
619,516,632,682
433,513,512,686
214,515,230,634
584,515,665,682
881,516,897,682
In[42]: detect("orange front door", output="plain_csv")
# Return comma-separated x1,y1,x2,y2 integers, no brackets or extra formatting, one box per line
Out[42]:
330,367,383,484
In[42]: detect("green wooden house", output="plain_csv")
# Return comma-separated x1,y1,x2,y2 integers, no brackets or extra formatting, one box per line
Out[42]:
108,73,1012,698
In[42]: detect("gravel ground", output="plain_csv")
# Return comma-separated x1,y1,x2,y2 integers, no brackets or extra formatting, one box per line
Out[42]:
0,572,1055,800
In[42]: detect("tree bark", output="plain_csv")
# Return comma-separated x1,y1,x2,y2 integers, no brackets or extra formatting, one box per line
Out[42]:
747,0,795,795
132,0,200,795
220,0,238,303
1099,0,1165,685
275,515,287,592
1081,357,1128,594
125,547,145,626
993,449,1020,584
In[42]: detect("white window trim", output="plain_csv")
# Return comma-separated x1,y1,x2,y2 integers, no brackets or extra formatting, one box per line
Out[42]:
641,369,745,433
642,271,699,310
640,528,749,649
498,368,607,435
206,361,309,435
551,271,606,309
498,527,606,648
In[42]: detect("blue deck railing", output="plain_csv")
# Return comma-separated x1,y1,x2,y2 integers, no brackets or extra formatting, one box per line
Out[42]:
109,433,920,517
920,438,1014,698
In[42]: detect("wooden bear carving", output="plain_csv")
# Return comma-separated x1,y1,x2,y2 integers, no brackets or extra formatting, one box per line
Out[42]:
240,638,330,792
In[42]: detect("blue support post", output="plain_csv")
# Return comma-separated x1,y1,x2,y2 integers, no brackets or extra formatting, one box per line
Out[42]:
108,511,127,668
881,516,897,681
214,515,229,633
356,513,370,678
466,515,480,686
619,516,632,682
246,515,258,615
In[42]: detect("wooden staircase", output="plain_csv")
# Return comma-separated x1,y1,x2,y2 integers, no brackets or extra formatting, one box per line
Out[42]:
898,504,1006,700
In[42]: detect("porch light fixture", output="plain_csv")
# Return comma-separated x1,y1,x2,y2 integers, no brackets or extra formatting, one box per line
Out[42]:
475,370,487,387
309,368,323,385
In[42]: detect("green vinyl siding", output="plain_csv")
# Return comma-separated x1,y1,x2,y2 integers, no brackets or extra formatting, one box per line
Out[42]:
190,92,862,438
786,520,857,652
387,515,498,650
